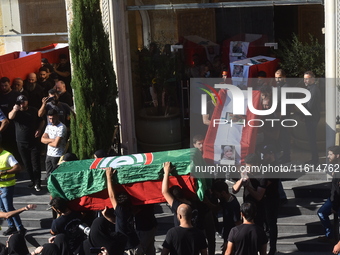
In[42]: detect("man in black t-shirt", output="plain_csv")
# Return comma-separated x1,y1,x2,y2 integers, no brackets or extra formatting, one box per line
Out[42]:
50,197,86,255
8,95,45,191
162,203,207,255
0,77,20,159
105,168,140,252
38,66,54,96
55,80,73,107
226,202,267,255
212,180,241,251
232,154,265,227
260,145,280,255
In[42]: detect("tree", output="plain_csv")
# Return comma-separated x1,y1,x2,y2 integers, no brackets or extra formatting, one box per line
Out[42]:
69,0,118,159
276,34,325,78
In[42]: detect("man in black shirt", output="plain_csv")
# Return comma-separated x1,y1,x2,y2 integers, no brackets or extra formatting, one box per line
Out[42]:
50,197,85,255
212,180,241,250
0,77,20,160
38,66,54,95
106,167,140,252
226,202,267,255
8,95,45,191
162,203,208,255
260,145,280,255
24,73,45,109
232,154,265,227
55,80,73,107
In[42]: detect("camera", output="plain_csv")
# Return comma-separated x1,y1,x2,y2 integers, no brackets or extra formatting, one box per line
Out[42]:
46,97,55,103
78,224,90,236
90,247,103,254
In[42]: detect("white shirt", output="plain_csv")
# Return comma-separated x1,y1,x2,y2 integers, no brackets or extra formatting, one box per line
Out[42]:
44,122,67,157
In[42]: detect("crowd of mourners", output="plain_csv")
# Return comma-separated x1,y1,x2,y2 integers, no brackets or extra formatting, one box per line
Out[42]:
0,50,334,255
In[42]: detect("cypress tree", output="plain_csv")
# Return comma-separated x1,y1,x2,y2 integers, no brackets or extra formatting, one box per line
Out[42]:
69,0,118,159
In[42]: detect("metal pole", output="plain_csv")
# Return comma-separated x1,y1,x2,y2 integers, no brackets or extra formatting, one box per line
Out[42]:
127,0,323,11
325,0,336,151
0,32,68,37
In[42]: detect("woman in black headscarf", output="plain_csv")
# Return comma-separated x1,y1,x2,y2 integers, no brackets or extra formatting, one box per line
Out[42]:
7,234,29,255
82,208,127,255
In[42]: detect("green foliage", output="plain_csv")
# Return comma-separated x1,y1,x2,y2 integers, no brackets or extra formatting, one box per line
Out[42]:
276,34,325,78
69,0,118,159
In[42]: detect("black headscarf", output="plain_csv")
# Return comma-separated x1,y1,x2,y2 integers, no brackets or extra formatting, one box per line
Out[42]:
7,234,29,255
85,216,127,255
41,244,59,255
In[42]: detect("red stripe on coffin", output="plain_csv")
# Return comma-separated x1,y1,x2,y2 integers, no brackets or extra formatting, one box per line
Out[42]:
68,175,196,211
203,89,261,164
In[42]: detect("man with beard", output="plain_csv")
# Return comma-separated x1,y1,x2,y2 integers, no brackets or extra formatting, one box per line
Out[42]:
8,95,45,191
54,54,72,93
24,73,44,109
38,66,54,95
55,80,73,107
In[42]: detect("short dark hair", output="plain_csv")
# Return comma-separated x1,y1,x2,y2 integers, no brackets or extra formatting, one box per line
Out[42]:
257,71,267,78
48,88,57,95
193,134,204,144
39,66,49,73
328,146,340,155
94,149,107,158
244,153,260,166
63,153,78,162
304,70,315,78
275,69,286,77
240,202,256,221
47,109,58,116
169,185,184,199
50,197,68,213
0,77,10,84
41,58,49,64
212,180,229,193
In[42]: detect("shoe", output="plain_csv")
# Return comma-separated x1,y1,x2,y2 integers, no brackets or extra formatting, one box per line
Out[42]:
27,182,35,188
317,235,332,243
18,228,27,236
35,184,41,192
3,227,17,236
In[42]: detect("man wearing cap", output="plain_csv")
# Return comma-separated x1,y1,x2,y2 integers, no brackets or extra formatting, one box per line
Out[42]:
8,95,45,191
41,109,67,178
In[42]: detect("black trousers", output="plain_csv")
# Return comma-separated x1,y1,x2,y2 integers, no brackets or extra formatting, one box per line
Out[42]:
17,141,41,185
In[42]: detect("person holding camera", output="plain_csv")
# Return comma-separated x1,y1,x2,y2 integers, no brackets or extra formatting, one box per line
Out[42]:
38,88,73,129
8,95,45,191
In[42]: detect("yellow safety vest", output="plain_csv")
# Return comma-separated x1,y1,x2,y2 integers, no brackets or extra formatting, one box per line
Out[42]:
0,150,16,187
